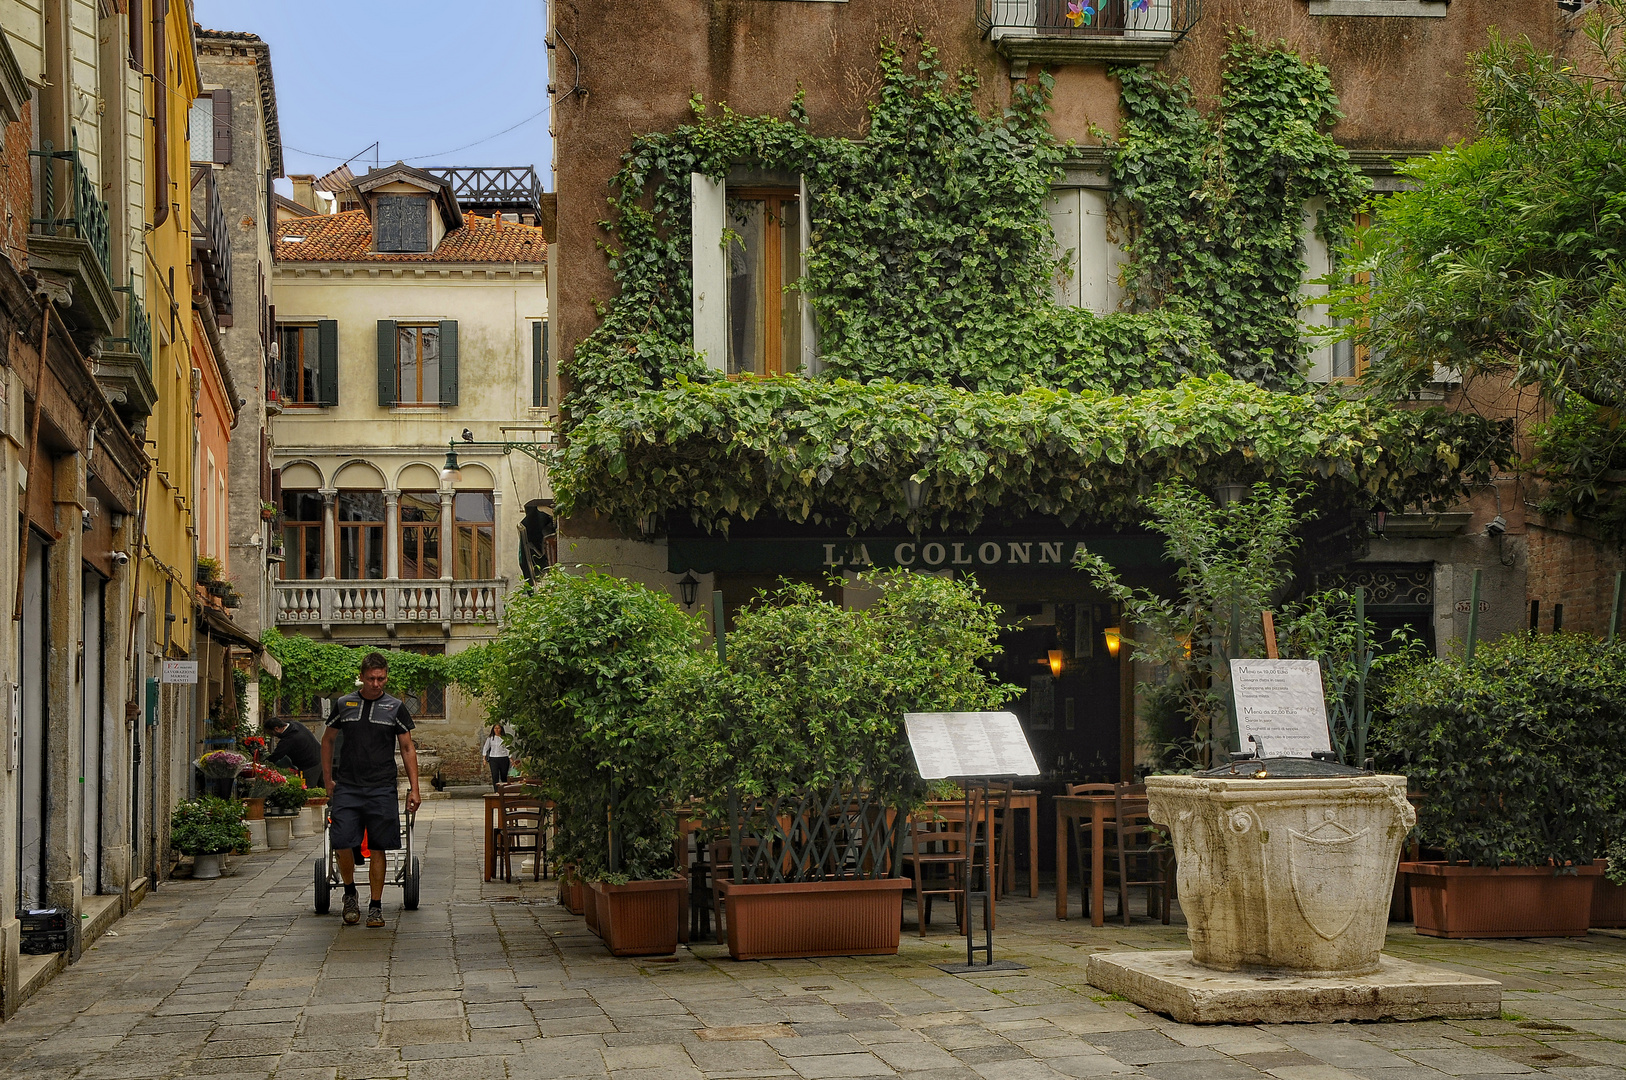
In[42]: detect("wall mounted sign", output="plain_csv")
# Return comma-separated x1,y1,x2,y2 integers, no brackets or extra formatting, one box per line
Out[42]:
668,534,1165,575
161,660,198,685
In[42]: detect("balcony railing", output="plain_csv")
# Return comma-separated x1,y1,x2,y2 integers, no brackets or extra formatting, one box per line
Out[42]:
422,166,544,218
31,138,112,279
110,273,153,372
982,0,1199,60
275,578,507,634
191,165,233,319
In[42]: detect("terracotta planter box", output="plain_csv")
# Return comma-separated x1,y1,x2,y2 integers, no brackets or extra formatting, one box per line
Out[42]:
585,881,602,936
563,878,586,916
1402,861,1603,938
598,878,685,957
242,797,265,821
1593,876,1626,929
717,877,911,961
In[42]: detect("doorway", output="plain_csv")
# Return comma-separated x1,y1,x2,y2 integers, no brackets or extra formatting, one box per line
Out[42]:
17,531,48,910
82,570,105,895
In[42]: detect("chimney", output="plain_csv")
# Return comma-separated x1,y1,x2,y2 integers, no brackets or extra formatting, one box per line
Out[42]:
290,174,318,211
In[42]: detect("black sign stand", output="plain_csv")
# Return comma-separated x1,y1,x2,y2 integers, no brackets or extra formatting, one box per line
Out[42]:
936,776,1026,975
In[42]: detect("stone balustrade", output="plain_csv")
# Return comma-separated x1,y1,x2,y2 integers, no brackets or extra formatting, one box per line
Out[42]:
274,579,506,634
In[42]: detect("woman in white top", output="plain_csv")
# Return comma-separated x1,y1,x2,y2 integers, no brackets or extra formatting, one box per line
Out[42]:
482,723,512,786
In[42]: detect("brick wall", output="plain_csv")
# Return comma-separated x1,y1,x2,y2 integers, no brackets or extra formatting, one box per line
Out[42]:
0,102,32,272
1525,515,1625,637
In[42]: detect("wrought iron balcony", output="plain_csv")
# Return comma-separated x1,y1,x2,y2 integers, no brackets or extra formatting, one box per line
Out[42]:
274,578,508,635
28,138,118,335
31,139,111,277
421,166,544,220
110,274,153,372
191,165,233,320
981,0,1199,64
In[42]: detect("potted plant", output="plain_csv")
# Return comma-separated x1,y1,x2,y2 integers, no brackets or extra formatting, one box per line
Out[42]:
171,796,250,879
196,555,221,585
264,770,308,848
260,500,277,522
486,571,698,956
1378,633,1626,937
195,749,247,800
1598,838,1626,929
237,760,287,821
670,571,1013,960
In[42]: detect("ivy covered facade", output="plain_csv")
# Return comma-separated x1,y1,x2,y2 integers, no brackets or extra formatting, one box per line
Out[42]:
545,0,1577,789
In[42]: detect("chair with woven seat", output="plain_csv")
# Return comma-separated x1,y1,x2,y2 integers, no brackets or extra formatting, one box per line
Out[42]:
900,810,968,935
497,790,547,882
1101,782,1171,925
1065,783,1116,920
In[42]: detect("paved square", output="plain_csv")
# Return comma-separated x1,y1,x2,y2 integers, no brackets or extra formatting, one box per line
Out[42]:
2,800,1622,1078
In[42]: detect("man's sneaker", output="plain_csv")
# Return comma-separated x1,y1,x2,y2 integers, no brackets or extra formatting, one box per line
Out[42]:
342,892,360,925
367,903,385,928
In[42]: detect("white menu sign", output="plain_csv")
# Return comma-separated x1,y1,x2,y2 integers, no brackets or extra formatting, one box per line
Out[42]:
1229,659,1332,759
905,712,1040,780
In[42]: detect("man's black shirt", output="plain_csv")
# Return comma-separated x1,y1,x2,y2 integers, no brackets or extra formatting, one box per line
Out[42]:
328,692,413,790
269,720,321,773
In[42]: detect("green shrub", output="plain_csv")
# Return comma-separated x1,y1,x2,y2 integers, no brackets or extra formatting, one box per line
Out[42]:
170,797,250,856
1373,633,1626,867
670,571,1014,812
484,570,700,882
266,771,308,811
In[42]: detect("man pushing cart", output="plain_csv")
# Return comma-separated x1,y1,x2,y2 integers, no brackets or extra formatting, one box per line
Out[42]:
320,652,422,927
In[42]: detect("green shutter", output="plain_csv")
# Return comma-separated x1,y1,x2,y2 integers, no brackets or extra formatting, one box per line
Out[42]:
542,322,550,407
531,321,543,408
438,320,459,406
377,320,397,406
317,319,339,406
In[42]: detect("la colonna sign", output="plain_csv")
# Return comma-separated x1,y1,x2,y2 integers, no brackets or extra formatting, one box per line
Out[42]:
667,533,1166,575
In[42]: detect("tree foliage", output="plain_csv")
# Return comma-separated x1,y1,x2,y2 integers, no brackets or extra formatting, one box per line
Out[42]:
259,629,488,717
1325,2,1626,528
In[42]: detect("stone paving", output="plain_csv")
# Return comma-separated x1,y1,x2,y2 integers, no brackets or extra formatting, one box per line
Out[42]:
2,800,1624,1080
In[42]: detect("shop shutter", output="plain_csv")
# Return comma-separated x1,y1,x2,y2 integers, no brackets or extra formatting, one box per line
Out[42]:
317,319,338,405
376,320,397,406
438,320,459,406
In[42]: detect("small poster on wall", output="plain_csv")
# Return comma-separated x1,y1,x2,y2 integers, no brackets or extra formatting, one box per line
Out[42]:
1028,676,1054,731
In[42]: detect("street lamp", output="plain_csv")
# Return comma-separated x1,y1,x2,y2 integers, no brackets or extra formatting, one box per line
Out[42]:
439,446,462,485
906,475,925,513
677,571,700,609
1103,626,1122,658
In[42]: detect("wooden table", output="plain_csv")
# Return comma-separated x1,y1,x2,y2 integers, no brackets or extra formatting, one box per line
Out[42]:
1054,792,1121,926
1001,790,1041,898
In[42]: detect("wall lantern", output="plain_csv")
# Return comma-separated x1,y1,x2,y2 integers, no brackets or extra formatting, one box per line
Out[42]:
1213,482,1249,506
677,571,700,609
1103,626,1122,658
1047,649,1065,678
905,475,925,513
439,446,462,485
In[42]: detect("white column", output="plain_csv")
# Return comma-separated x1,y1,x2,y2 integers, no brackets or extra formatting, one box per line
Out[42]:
384,489,401,580
320,488,337,580
439,489,455,580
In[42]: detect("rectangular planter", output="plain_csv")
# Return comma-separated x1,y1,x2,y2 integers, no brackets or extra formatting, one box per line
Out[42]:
585,880,602,937
599,878,685,957
1402,861,1603,938
1593,876,1626,929
717,877,912,961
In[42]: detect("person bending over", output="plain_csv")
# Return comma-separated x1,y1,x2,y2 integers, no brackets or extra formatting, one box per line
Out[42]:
321,652,421,927
266,716,323,790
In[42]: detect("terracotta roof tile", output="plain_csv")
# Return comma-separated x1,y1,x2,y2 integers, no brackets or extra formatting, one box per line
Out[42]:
274,210,546,264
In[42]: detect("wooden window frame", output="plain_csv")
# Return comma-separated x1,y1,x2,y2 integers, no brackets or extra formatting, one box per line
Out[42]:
451,491,495,581
395,324,441,405
1331,211,1373,383
335,491,387,581
279,490,324,581
398,491,442,580
727,187,800,378
278,324,321,405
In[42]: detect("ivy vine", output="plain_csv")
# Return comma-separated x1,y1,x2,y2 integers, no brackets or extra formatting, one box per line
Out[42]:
556,34,1505,532
259,630,488,716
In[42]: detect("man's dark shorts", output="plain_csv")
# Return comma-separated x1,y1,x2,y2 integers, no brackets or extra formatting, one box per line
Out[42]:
329,786,401,850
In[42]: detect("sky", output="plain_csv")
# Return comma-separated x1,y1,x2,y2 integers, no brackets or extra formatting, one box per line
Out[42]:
192,0,552,192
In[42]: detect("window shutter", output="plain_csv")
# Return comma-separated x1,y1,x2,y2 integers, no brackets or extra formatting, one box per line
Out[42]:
317,319,339,405
690,173,728,371
542,322,550,407
438,320,459,406
211,88,232,164
376,320,397,406
531,321,543,407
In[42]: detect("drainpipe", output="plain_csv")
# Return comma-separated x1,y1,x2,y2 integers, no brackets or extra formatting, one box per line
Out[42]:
150,0,169,229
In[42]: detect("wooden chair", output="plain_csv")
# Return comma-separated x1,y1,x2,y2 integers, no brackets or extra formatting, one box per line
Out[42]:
1065,783,1116,920
900,810,967,935
1101,783,1171,925
497,791,547,882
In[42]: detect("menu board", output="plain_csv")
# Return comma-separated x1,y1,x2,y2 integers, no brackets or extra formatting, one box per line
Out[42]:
1229,659,1332,759
905,712,1040,779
